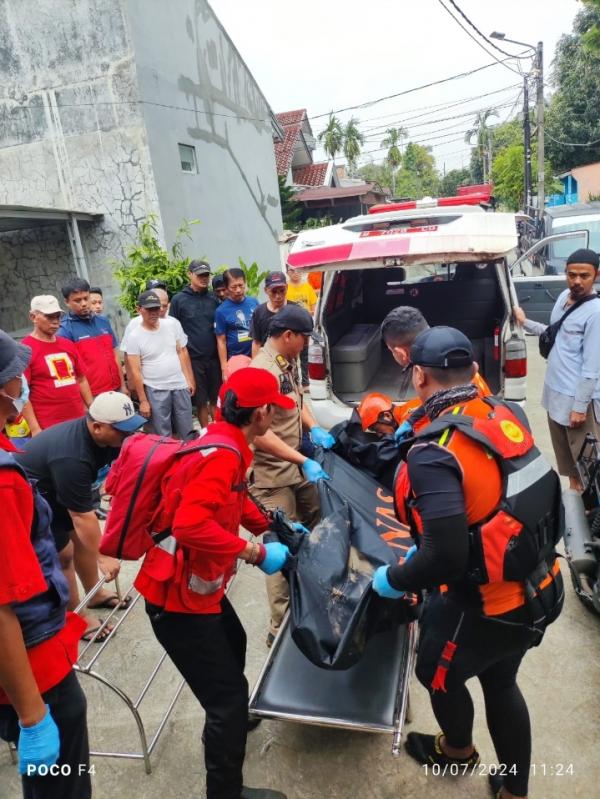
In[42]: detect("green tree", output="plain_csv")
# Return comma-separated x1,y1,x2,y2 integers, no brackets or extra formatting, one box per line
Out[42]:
439,167,472,196
278,174,302,231
343,117,364,175
113,215,199,314
398,142,439,197
357,161,394,192
581,0,600,54
381,127,406,196
546,4,600,171
492,144,559,210
465,108,499,183
318,113,344,162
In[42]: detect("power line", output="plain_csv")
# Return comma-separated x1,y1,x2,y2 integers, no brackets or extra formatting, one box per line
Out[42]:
308,56,523,120
436,0,522,76
545,131,600,147
444,0,529,59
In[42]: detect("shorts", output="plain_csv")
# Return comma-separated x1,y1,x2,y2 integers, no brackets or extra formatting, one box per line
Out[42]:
191,357,221,405
547,405,600,478
48,501,73,553
145,385,195,441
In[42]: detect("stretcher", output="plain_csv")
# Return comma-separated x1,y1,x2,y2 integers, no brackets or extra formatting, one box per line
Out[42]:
249,613,417,756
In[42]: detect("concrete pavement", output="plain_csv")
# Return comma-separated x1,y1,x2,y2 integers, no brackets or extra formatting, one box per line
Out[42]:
1,337,599,798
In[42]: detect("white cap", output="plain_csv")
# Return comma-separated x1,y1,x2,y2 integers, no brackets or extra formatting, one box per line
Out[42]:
88,391,147,432
30,295,62,314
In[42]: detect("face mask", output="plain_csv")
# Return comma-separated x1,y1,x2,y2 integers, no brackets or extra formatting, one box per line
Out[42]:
1,376,28,416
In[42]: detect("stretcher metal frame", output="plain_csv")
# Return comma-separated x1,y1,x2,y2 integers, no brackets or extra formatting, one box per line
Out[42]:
74,573,186,775
248,613,418,756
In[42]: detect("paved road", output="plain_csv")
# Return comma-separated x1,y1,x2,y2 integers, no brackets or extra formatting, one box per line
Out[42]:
2,338,599,798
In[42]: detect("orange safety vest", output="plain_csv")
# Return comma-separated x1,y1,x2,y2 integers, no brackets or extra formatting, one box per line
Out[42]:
394,396,562,617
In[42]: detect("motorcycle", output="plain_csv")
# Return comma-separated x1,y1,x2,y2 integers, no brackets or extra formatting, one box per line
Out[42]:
563,434,600,614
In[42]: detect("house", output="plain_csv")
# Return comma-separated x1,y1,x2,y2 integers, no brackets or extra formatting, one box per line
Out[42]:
274,109,339,189
0,0,282,336
547,161,600,207
293,183,389,224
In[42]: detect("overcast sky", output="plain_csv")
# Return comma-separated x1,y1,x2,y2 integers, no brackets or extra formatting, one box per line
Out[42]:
210,0,580,174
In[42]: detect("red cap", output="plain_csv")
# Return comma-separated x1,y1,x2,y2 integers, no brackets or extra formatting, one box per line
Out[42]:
223,367,295,409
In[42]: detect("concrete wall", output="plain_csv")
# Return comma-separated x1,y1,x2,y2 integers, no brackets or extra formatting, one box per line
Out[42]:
125,0,283,271
0,0,162,332
572,162,600,203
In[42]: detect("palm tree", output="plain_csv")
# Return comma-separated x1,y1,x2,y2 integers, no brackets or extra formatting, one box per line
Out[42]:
318,113,344,163
465,108,498,183
381,127,407,196
342,117,364,175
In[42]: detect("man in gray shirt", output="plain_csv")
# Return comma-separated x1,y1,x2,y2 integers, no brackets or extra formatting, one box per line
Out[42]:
513,248,600,490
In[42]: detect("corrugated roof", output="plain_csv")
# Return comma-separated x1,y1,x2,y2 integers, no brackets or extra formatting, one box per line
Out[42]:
295,183,384,202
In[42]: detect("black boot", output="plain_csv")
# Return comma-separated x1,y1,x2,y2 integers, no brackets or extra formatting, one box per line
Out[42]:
240,788,287,799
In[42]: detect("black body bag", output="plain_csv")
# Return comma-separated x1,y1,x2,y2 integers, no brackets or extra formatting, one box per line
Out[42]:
273,450,415,670
539,294,598,359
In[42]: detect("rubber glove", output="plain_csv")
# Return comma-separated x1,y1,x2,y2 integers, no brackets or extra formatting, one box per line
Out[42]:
291,522,310,535
394,420,413,444
302,459,330,483
257,542,291,575
404,544,418,562
372,566,405,599
310,426,335,449
18,706,60,775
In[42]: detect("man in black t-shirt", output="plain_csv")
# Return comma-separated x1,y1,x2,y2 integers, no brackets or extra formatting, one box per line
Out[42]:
169,260,220,428
250,271,289,357
16,392,146,640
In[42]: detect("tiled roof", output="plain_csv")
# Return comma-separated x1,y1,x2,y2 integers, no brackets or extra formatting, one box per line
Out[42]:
292,161,329,187
274,110,307,176
295,183,385,202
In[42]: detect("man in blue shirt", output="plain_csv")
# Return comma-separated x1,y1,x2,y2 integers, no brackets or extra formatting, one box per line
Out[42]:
514,248,600,490
215,268,258,379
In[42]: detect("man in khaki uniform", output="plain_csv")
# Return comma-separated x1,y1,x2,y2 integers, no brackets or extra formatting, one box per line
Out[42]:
251,305,334,644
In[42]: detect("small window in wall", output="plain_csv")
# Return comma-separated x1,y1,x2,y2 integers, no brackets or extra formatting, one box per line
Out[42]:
179,143,197,173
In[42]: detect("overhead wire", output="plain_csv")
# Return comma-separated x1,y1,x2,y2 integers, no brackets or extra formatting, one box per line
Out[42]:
443,0,531,58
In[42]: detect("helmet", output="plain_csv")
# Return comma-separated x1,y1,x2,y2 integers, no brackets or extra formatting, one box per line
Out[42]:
357,393,395,432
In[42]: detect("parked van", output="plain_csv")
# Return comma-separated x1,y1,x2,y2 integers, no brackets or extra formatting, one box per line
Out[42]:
287,204,526,428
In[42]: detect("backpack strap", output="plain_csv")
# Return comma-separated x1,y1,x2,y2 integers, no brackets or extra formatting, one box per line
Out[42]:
175,439,245,491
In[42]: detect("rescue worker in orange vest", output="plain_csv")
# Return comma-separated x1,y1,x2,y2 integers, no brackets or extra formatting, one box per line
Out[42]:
372,327,563,799
380,306,491,436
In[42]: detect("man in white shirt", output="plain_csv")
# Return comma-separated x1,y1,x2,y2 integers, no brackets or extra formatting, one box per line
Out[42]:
125,290,196,440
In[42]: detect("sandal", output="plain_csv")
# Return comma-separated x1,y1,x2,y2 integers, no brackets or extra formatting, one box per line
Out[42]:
405,731,479,768
81,619,114,642
87,593,132,611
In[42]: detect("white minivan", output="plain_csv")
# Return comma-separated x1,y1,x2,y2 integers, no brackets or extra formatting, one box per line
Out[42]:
287,203,528,428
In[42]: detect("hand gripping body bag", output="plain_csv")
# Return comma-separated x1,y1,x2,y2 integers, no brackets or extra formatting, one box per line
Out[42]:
100,432,240,560
274,450,416,670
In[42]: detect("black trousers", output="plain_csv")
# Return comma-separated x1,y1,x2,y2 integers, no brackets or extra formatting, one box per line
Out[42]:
147,597,248,799
416,591,541,796
0,670,91,799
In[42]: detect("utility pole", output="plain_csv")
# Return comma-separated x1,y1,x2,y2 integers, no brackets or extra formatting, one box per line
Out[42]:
523,75,532,212
535,41,545,220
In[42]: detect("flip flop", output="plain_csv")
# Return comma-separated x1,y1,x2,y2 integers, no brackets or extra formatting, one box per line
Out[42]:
87,593,132,611
81,619,114,643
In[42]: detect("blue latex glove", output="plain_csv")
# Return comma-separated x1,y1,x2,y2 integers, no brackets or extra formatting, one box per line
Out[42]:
372,566,405,599
258,542,291,575
404,544,418,562
394,420,413,443
291,522,310,535
310,426,335,449
18,705,60,775
302,458,330,483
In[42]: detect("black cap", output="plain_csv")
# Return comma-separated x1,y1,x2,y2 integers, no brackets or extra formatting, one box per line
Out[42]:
137,290,162,309
0,330,31,386
189,260,211,275
566,248,599,269
410,326,474,369
269,304,314,335
212,274,225,289
265,271,287,288
146,278,168,291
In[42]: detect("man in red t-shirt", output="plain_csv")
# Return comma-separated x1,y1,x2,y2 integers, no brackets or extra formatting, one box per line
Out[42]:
22,295,93,435
0,329,90,799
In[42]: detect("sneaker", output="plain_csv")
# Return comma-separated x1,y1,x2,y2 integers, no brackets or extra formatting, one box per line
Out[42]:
405,731,479,768
240,788,287,799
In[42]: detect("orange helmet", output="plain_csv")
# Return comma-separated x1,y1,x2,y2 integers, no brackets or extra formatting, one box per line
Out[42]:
357,392,395,432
